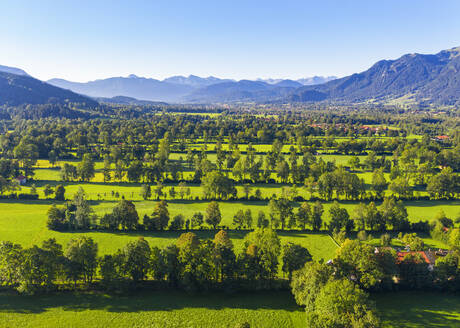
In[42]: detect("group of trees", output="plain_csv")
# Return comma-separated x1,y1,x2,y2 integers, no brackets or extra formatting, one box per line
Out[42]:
0,228,313,294
0,112,457,202
291,237,460,327
48,187,433,234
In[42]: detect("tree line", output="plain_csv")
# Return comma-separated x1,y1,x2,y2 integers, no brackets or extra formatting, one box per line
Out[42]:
47,187,440,233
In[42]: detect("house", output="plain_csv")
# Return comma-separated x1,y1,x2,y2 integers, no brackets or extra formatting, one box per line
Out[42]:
396,251,436,271
436,135,449,141
15,175,26,185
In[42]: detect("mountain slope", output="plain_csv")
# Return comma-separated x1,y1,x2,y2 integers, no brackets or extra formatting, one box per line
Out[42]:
0,71,98,107
0,65,29,76
291,46,460,105
162,75,233,88
48,75,194,102
184,80,296,103
96,95,168,106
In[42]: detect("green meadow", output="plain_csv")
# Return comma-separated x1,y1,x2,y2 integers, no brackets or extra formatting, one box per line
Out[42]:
0,291,458,328
0,199,338,260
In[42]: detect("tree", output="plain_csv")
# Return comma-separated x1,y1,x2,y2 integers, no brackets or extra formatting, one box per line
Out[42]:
102,156,112,182
55,184,65,201
379,198,409,231
269,197,293,230
357,230,369,241
65,237,98,284
213,230,236,282
191,212,204,229
77,154,95,182
317,172,335,200
371,168,388,198
308,279,380,328
73,187,93,229
276,160,290,183
178,182,187,199
389,176,413,199
348,156,361,171
401,233,424,251
206,201,222,229
176,233,214,291
335,239,385,289
122,238,151,281
296,202,311,230
99,253,123,288
18,245,56,293
43,184,54,198
243,228,281,280
0,241,23,286
328,201,353,233
201,171,236,200
127,160,143,182
291,262,334,310
243,184,252,199
151,200,170,230
154,183,164,200
114,160,125,181
449,229,460,248
352,203,367,231
169,214,185,230
243,209,253,228
311,201,324,231
380,233,392,246
46,205,67,230
140,184,151,200
364,202,384,231
256,211,269,228
233,209,245,229
282,243,312,279
112,199,139,230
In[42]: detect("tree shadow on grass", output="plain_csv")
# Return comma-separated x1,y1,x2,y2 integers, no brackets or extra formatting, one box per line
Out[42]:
0,290,302,315
375,291,460,328
63,229,249,241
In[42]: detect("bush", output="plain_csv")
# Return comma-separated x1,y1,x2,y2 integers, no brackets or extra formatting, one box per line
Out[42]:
17,193,39,200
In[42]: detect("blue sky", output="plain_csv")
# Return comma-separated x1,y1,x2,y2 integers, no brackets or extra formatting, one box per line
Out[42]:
1,0,460,81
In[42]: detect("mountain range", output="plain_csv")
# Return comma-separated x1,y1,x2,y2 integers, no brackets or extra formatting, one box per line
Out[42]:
291,46,460,105
47,75,336,103
1,46,460,106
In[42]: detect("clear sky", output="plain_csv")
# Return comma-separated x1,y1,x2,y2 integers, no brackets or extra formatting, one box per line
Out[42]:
1,0,460,82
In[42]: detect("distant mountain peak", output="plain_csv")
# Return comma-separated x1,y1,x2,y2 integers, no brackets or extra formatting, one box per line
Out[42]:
0,65,29,77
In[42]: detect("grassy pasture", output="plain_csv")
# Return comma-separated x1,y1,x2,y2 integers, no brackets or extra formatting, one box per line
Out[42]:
0,291,304,328
0,291,458,328
375,291,460,327
0,197,458,261
0,200,338,260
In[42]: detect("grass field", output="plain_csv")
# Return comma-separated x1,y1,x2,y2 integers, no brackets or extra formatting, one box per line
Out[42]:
375,291,460,328
0,199,338,260
0,291,458,328
0,197,457,255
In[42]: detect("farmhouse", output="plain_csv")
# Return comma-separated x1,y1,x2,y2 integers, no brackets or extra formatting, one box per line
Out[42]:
396,251,436,271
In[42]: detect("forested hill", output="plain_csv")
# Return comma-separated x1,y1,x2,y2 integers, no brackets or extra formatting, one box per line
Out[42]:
290,46,460,105
0,71,98,107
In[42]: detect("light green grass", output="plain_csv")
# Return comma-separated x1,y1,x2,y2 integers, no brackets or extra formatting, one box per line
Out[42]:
0,200,337,260
364,232,450,249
